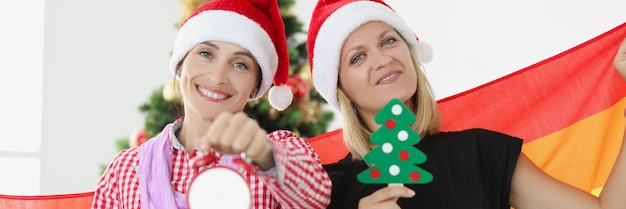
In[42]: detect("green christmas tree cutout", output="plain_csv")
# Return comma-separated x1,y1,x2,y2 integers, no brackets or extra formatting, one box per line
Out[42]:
357,98,433,184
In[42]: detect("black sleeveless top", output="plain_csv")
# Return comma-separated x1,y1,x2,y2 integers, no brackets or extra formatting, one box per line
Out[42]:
323,128,523,209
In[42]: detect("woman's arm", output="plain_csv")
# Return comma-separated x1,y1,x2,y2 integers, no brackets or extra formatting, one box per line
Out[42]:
260,130,332,209
509,153,602,209
598,37,626,208
91,150,133,209
510,37,626,209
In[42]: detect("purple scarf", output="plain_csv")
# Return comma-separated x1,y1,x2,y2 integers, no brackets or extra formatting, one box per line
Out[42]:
138,123,187,209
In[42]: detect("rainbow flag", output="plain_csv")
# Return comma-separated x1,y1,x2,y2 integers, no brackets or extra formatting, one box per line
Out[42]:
308,22,626,195
0,192,94,209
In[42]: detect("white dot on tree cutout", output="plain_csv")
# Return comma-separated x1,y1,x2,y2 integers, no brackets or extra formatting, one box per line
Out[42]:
382,143,393,153
397,130,408,141
389,165,400,176
391,104,402,115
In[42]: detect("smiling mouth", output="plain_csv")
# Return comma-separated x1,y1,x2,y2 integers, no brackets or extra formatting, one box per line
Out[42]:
197,86,230,100
377,72,400,84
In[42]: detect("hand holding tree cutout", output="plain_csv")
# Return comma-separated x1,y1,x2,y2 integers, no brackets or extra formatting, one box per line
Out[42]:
357,98,433,185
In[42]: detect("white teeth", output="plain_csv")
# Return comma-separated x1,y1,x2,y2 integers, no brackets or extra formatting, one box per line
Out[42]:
198,86,228,100
380,72,398,83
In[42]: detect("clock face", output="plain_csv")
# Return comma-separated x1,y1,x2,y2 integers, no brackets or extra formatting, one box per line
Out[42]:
187,166,251,209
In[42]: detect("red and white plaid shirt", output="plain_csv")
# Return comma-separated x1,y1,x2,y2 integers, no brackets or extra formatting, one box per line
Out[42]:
92,119,331,209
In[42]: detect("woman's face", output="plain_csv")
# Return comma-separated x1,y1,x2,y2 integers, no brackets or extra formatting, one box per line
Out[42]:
338,21,417,116
178,41,259,120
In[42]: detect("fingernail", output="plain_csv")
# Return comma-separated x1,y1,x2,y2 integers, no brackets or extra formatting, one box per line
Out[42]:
407,189,415,196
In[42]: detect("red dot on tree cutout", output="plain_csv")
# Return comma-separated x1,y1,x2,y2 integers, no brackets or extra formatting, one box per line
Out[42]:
399,150,409,161
371,169,381,179
410,172,421,182
385,119,396,129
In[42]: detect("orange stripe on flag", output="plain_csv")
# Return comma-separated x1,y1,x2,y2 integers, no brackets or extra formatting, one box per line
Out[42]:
522,98,626,192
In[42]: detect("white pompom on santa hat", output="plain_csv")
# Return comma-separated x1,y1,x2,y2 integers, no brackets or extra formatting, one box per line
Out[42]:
307,0,433,111
169,0,293,111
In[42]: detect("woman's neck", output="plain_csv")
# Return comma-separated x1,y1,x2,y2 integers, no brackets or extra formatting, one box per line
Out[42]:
359,110,380,133
359,99,416,132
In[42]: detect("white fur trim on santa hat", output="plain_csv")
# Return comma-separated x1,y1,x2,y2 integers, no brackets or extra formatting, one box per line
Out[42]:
169,10,278,100
268,85,293,111
311,1,433,111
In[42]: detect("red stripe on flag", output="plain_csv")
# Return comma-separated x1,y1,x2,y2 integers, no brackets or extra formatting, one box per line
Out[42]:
308,129,348,164
438,22,626,143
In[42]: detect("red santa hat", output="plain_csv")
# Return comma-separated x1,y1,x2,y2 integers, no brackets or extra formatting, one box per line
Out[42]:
170,0,293,111
307,0,433,111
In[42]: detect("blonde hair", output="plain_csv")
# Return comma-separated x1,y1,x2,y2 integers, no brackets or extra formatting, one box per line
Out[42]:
338,53,441,160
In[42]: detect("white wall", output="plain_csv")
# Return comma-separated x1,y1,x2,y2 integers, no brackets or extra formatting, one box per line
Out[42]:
1,0,623,195
40,0,180,194
296,0,626,99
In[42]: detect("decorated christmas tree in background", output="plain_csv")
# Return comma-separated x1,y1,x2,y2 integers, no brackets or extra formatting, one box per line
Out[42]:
357,98,433,185
102,0,334,172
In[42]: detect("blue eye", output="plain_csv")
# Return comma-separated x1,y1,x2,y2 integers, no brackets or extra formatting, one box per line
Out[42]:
199,51,212,58
382,38,396,47
351,54,364,64
233,62,248,70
